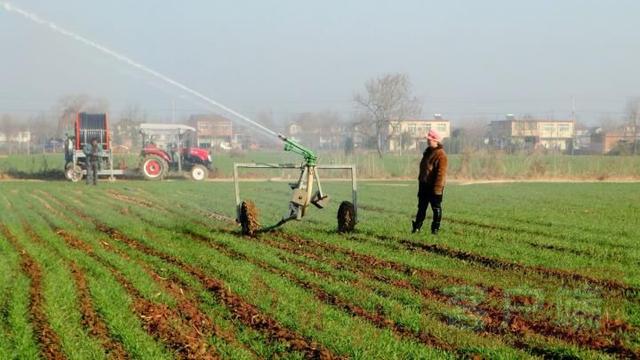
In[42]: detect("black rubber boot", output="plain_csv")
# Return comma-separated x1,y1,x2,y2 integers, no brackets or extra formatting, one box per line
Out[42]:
431,208,442,235
412,220,422,233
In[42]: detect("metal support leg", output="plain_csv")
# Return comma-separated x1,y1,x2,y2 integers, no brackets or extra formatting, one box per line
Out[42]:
351,165,358,223
233,163,241,221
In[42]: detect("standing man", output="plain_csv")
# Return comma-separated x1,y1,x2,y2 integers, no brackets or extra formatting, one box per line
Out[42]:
64,133,74,164
413,128,448,234
83,137,102,185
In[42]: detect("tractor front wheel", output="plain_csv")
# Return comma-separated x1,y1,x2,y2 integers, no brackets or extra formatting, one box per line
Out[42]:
190,164,208,181
141,156,166,181
337,201,356,233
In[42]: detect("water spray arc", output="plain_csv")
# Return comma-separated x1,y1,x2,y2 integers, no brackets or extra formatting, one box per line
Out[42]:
0,1,277,138
2,1,358,234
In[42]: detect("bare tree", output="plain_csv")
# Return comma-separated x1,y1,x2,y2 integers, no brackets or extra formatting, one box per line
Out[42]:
0,114,18,154
28,113,56,152
626,98,640,155
114,104,148,149
56,94,89,136
288,111,342,149
55,94,109,137
354,73,421,157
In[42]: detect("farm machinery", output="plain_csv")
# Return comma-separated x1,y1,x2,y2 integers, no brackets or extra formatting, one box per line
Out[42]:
234,134,358,236
64,113,124,182
139,123,212,181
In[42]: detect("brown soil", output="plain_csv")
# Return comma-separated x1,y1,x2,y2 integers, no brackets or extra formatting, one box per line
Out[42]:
177,229,458,354
108,189,235,224
56,229,219,360
391,237,639,297
524,241,592,257
267,232,639,357
0,225,65,360
92,223,340,360
97,233,249,354
106,190,155,208
447,217,635,252
19,222,128,360
69,262,129,359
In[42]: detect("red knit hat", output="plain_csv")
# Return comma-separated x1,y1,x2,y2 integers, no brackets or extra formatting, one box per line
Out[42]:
426,128,442,142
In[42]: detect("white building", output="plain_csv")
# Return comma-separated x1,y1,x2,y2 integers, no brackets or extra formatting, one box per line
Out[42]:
0,131,31,144
385,115,451,152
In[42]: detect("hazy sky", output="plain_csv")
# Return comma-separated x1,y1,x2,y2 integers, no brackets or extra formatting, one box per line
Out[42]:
1,0,639,126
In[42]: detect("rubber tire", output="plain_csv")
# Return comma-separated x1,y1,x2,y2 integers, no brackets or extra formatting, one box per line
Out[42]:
239,200,260,237
190,164,208,181
337,201,356,233
65,163,83,183
141,156,166,181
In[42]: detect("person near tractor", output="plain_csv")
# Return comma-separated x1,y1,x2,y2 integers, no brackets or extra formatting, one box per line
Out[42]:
64,133,74,164
412,128,448,235
83,137,102,185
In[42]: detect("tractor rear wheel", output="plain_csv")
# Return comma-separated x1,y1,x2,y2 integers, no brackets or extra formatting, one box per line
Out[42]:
337,201,356,233
190,164,208,181
239,200,260,237
141,156,166,181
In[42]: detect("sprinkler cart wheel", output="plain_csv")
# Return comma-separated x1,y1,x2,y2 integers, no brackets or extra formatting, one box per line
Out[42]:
337,201,356,233
65,163,83,182
239,200,260,237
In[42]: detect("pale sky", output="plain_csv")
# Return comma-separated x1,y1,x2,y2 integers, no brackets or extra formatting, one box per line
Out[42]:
1,0,639,126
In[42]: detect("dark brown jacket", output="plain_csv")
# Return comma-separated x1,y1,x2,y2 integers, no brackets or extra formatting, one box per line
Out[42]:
418,145,448,194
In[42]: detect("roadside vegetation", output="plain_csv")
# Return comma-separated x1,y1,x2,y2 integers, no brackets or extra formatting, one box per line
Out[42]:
2,151,640,180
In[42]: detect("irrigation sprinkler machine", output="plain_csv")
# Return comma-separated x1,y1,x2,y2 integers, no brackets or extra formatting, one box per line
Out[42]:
234,134,358,236
64,112,124,182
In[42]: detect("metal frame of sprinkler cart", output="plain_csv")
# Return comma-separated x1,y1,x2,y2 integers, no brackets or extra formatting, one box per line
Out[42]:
65,113,124,182
233,162,358,230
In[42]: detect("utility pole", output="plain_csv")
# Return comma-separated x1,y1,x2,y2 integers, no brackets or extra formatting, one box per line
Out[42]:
634,105,638,155
571,96,576,155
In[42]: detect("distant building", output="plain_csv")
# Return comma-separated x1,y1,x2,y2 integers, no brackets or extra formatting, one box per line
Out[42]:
488,116,574,151
285,113,349,150
0,131,31,144
590,125,639,154
572,124,595,153
385,115,451,152
189,114,233,149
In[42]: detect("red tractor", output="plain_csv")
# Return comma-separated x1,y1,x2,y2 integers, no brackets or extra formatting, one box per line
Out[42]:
139,123,212,181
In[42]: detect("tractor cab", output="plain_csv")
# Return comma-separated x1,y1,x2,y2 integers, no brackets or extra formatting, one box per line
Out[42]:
139,123,212,181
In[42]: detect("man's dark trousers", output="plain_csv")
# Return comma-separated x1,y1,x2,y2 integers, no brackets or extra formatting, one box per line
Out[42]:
86,159,98,185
